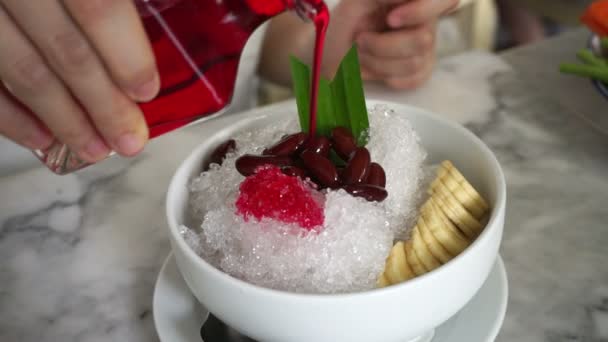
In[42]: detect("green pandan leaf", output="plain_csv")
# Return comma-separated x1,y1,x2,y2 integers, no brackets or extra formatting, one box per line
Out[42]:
331,45,369,145
330,69,350,129
316,78,335,137
329,149,347,167
290,56,312,133
290,44,369,145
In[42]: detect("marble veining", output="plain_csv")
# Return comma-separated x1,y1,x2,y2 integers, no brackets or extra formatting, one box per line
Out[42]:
475,69,608,342
1,50,607,342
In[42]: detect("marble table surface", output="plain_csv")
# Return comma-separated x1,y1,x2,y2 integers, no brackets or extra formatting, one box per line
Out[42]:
2,47,608,341
502,28,608,135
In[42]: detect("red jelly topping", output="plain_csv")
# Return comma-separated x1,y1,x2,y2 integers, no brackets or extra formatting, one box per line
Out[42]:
245,0,286,15
236,166,324,230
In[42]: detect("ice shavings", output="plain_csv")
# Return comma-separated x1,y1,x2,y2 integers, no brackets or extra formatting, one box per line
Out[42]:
181,104,426,293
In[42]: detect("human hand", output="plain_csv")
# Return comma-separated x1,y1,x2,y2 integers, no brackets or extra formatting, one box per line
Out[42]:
327,0,458,89
0,0,158,162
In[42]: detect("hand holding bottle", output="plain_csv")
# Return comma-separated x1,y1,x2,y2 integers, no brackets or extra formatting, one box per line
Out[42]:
0,0,158,163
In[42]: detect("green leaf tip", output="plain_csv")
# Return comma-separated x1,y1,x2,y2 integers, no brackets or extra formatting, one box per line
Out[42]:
290,44,370,145
290,56,312,134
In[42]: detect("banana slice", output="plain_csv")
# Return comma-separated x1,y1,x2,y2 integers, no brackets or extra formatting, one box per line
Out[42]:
376,272,390,288
438,161,489,212
411,225,442,271
418,215,453,263
431,184,483,239
431,176,486,219
421,199,470,256
378,159,491,288
383,241,415,285
404,240,427,276
431,190,476,238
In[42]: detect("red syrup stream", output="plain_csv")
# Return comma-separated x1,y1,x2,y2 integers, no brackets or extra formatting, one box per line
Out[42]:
235,3,330,229
307,2,329,137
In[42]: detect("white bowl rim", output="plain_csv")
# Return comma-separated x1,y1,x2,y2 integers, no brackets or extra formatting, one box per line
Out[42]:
165,100,507,301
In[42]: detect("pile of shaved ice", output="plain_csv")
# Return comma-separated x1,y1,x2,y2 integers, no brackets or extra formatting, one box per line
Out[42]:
181,104,427,294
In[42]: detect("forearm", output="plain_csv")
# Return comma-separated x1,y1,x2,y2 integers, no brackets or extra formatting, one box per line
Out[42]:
258,12,316,86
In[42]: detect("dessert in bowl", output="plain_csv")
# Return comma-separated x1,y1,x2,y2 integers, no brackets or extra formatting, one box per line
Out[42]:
165,100,506,342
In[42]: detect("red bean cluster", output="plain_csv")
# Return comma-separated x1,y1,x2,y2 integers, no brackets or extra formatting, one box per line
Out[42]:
230,127,388,202
202,139,236,171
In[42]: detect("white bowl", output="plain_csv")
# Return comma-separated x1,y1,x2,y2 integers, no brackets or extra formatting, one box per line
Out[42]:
166,100,507,342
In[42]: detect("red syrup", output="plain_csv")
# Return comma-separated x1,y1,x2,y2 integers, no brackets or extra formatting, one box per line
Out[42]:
235,166,325,230
231,2,329,229
306,2,329,137
139,0,330,138
35,0,329,174
139,0,291,137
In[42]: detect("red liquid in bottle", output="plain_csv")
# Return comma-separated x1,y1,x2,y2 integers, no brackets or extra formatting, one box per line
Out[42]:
36,0,330,174
138,0,329,139
138,0,278,138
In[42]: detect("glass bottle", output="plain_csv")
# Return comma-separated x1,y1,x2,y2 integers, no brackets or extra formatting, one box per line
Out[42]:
34,0,325,174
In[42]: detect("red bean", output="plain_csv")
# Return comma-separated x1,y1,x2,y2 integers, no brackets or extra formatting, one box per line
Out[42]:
342,184,388,202
300,150,339,188
331,127,357,160
332,127,354,140
304,136,331,157
262,133,308,157
204,139,236,170
281,166,308,179
235,155,293,176
365,162,386,187
293,157,306,170
341,147,371,185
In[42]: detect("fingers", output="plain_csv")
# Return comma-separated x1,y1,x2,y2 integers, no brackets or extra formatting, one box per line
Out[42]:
0,5,109,162
63,0,159,102
386,0,459,28
359,53,425,78
356,18,436,88
64,0,158,155
362,52,434,90
359,24,436,91
2,0,150,158
357,23,434,59
383,50,435,90
0,85,54,150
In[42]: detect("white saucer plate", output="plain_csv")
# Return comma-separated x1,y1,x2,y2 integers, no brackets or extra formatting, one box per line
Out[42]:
153,254,508,342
